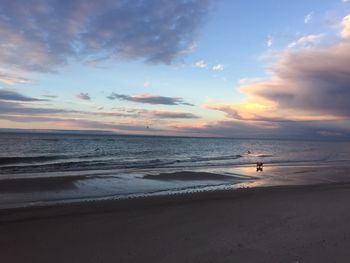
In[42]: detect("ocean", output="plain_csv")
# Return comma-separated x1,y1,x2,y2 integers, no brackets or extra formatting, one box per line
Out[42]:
1,132,350,208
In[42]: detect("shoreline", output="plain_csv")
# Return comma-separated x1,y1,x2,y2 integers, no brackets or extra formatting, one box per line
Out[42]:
2,181,350,262
2,161,350,210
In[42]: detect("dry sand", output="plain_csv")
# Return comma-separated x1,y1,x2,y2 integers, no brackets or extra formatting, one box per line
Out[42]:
1,182,350,262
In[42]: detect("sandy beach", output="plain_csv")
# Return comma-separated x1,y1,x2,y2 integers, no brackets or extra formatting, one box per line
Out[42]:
2,182,350,262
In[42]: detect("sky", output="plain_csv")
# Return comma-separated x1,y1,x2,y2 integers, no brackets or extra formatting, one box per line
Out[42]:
1,0,350,139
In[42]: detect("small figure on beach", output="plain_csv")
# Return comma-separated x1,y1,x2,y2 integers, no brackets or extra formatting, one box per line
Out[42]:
256,162,263,172
247,150,251,154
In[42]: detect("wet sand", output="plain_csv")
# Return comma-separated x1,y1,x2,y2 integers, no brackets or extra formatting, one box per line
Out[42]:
143,171,235,180
2,182,350,262
0,175,84,192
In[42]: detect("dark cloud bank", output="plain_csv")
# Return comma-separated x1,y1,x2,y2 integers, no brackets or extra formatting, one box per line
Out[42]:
244,43,350,118
202,26,350,140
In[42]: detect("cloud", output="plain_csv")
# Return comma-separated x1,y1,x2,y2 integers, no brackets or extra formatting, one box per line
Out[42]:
90,108,198,119
194,60,208,68
0,98,198,122
76,93,91,101
171,121,255,137
0,89,44,102
0,0,212,80
42,95,57,99
288,34,324,48
148,110,199,119
1,88,346,139
238,78,266,86
0,89,197,120
107,93,194,106
210,37,350,122
50,119,164,133
267,36,273,48
304,12,313,24
212,64,224,71
0,100,68,115
0,89,200,138
239,41,350,119
0,114,164,133
0,72,31,85
341,15,350,39
194,61,224,71
170,119,350,139
144,80,151,88
202,14,350,139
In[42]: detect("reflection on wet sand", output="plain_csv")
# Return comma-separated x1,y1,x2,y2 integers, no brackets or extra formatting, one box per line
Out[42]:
230,162,350,188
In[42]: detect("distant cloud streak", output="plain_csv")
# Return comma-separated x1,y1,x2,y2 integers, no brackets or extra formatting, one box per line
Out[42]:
0,89,199,135
170,119,350,140
0,72,31,85
0,100,67,115
148,110,199,119
0,89,44,102
76,93,91,101
0,115,164,133
107,93,194,106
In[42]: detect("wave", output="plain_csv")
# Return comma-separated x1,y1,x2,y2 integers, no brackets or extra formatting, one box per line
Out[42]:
5,152,336,176
256,154,274,158
36,138,61,142
0,154,244,174
185,154,242,163
0,155,66,165
0,156,341,175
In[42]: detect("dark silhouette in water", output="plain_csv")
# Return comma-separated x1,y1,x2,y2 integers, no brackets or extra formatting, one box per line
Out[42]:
256,162,263,172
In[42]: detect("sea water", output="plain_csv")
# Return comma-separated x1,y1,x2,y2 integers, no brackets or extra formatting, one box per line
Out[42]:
1,132,350,208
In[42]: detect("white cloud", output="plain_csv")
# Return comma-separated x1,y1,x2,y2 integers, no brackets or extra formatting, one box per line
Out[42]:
144,80,151,88
267,36,273,48
288,34,324,48
238,78,266,86
304,12,313,24
341,15,350,39
342,0,350,3
212,64,224,71
0,72,32,85
194,60,208,68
